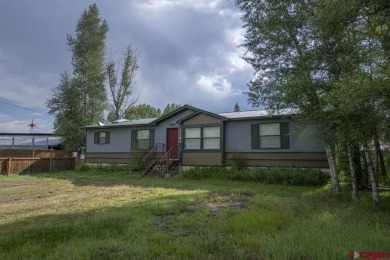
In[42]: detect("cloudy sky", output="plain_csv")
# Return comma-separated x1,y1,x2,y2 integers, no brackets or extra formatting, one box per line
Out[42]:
0,0,254,133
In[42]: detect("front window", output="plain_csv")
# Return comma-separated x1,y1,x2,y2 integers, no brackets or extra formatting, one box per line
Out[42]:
184,128,201,149
99,132,106,144
259,123,281,148
203,126,220,149
136,130,151,149
94,131,110,145
184,126,220,150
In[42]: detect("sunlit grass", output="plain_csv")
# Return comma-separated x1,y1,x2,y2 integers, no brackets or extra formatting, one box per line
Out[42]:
0,170,389,259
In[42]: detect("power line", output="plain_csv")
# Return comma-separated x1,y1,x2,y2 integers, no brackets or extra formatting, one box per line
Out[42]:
0,100,43,114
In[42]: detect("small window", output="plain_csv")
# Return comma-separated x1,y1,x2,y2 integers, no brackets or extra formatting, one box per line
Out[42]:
259,123,281,148
136,130,150,149
94,131,110,144
251,122,289,149
131,129,154,150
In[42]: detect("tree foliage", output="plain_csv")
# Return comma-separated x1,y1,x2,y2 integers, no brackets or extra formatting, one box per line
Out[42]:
124,103,182,120
47,4,108,149
107,46,139,121
236,0,390,207
125,104,161,120
162,103,182,116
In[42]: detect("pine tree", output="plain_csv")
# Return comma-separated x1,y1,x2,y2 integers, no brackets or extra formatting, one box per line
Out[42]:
234,102,240,112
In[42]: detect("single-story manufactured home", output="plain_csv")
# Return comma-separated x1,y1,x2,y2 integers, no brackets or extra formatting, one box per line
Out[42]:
81,105,328,172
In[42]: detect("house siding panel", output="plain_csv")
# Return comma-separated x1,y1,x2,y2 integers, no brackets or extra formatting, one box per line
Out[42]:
87,128,132,153
225,119,325,153
85,152,164,164
182,152,221,166
225,152,328,168
182,114,222,125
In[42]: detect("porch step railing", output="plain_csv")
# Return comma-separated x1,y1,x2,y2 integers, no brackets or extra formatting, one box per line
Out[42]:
140,143,164,176
154,144,179,177
140,144,179,177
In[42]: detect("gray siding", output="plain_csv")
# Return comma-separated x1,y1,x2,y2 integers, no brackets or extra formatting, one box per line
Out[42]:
86,128,132,153
154,109,195,150
224,119,325,153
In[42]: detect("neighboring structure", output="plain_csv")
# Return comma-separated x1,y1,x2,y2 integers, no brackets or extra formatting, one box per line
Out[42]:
81,105,328,169
0,133,62,150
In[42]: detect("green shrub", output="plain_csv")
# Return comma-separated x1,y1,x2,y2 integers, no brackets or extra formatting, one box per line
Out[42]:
76,163,93,172
182,167,330,186
250,168,330,186
181,167,229,180
131,149,149,171
228,151,248,171
96,164,130,173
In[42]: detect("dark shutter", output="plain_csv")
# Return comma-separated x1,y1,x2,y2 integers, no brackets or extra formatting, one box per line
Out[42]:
251,124,259,149
280,122,289,149
131,130,137,150
149,129,155,149
94,132,99,144
105,132,110,144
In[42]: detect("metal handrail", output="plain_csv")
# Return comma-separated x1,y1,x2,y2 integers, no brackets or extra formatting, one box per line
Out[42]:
140,147,156,164
156,144,179,177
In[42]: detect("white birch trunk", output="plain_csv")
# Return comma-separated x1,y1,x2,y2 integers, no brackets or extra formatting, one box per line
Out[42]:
347,142,358,200
325,142,340,198
363,142,380,210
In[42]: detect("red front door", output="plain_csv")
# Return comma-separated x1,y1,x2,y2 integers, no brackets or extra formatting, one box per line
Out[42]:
166,128,179,159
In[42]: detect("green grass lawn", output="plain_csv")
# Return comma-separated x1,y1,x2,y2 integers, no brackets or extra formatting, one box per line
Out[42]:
0,170,389,259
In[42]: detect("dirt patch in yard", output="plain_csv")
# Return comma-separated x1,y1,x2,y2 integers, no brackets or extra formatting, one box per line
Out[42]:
0,180,37,189
191,191,254,212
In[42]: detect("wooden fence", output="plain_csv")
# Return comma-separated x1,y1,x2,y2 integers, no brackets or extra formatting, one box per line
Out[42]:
0,157,75,175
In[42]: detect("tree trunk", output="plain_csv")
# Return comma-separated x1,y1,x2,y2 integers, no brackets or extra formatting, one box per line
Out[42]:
352,143,363,187
347,142,358,200
374,134,386,176
361,150,369,188
325,141,340,199
363,142,380,210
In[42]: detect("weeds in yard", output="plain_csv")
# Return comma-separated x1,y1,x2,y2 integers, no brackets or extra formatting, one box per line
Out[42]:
0,171,389,259
182,166,330,186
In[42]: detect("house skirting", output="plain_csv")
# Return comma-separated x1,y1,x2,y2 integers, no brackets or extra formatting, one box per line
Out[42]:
224,152,328,168
86,151,329,169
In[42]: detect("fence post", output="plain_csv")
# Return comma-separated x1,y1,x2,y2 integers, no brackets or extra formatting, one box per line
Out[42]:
32,137,35,157
7,158,12,175
49,157,52,172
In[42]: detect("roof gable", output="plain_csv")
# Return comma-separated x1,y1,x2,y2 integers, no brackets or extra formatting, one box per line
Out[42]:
150,105,198,125
177,110,227,124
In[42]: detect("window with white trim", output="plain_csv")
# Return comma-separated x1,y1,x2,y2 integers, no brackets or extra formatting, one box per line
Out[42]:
136,130,152,149
94,131,110,144
184,126,221,150
259,123,281,148
184,128,201,149
203,126,220,149
251,122,289,149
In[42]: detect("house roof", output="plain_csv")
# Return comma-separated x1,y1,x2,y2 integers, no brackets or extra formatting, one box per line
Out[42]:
80,106,298,130
218,109,297,119
81,118,158,129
